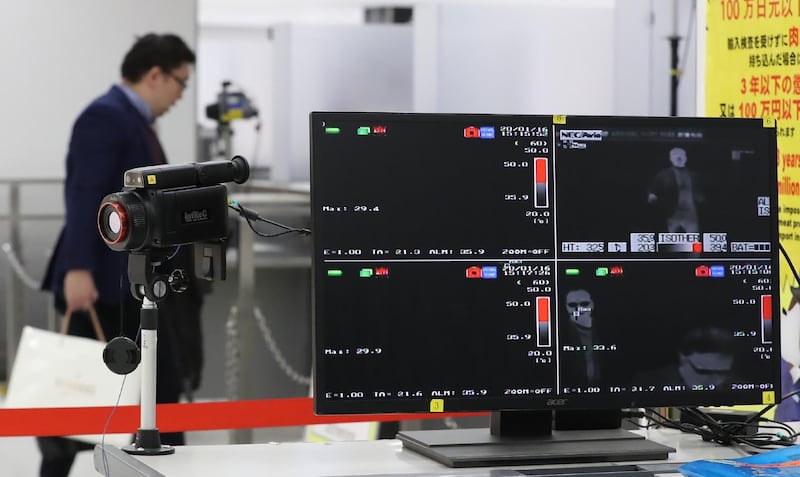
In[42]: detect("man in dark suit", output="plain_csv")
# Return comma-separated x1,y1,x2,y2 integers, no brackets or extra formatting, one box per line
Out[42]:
647,147,705,234
39,33,196,477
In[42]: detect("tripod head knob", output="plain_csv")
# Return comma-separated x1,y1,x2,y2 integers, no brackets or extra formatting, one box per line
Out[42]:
169,268,190,294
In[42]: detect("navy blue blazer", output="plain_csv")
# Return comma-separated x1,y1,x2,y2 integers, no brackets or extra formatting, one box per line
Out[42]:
42,85,160,304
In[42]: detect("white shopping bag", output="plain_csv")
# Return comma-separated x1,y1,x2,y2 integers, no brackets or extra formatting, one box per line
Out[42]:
5,308,140,446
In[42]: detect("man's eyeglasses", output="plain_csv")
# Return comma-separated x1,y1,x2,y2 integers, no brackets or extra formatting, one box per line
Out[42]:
567,301,592,308
165,71,188,91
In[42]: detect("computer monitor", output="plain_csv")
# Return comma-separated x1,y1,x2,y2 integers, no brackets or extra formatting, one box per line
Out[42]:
310,112,780,467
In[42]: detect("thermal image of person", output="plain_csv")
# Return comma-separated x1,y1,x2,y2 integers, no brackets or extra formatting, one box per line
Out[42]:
647,147,705,234
561,289,601,386
639,327,737,389
675,327,734,387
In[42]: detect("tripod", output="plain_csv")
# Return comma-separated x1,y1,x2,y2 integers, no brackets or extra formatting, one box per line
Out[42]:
111,244,224,455
121,293,173,455
121,249,179,455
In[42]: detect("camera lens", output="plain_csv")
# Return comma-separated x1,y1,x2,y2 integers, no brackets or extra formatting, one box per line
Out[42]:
107,212,122,234
97,192,147,251
98,202,127,244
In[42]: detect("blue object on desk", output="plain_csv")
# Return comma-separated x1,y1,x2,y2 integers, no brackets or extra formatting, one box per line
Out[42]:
678,445,800,477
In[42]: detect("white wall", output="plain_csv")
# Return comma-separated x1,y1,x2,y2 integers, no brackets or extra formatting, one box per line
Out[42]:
198,2,362,27
0,0,197,181
414,2,615,115
271,24,414,183
613,0,654,115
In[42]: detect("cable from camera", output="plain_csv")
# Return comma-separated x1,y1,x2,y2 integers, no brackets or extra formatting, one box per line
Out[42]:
227,199,311,238
641,398,800,452
223,198,311,391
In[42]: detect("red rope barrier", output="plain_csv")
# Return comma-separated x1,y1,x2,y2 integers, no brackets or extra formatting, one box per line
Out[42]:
0,398,487,437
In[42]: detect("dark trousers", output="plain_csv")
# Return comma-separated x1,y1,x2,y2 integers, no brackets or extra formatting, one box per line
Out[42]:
38,295,185,477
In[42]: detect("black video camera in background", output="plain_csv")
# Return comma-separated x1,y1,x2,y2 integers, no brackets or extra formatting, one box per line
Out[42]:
205,81,258,124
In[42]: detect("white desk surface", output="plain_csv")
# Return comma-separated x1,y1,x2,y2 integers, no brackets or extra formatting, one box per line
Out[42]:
95,428,752,477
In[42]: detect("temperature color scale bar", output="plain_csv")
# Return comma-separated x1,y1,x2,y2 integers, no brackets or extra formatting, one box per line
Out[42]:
761,295,772,344
536,296,551,347
534,158,548,208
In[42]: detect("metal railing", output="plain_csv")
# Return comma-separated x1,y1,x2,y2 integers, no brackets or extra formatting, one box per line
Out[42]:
0,178,63,379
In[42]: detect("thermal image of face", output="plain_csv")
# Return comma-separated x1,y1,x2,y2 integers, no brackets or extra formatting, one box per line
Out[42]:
565,289,594,329
669,147,687,168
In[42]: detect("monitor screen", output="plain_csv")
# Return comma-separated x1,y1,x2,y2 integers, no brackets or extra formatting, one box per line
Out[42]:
310,112,780,465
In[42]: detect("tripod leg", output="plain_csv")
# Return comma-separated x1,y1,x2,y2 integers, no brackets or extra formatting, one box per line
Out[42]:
123,297,175,455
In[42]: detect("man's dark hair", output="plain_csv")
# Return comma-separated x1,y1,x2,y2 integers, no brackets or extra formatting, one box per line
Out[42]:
121,33,196,82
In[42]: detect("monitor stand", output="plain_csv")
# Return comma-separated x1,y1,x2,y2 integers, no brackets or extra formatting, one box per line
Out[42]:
397,410,675,468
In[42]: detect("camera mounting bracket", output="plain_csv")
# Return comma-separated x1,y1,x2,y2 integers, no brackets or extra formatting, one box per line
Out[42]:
128,250,172,302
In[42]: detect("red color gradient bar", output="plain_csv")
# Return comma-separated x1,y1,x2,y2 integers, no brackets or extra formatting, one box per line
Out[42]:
762,295,772,320
536,296,551,347
534,157,548,208
0,398,487,437
762,295,773,344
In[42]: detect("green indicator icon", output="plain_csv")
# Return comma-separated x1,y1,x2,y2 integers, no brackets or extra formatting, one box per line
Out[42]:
565,268,580,276
595,267,609,277
327,270,343,277
325,127,341,134
357,126,371,135
359,268,374,277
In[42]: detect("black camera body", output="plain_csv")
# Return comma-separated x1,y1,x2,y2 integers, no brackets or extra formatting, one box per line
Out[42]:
99,184,229,252
98,156,249,252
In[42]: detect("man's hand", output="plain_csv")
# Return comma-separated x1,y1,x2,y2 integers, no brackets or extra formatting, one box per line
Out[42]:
63,269,98,312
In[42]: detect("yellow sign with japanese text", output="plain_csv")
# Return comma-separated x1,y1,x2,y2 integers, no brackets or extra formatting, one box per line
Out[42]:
705,0,800,311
